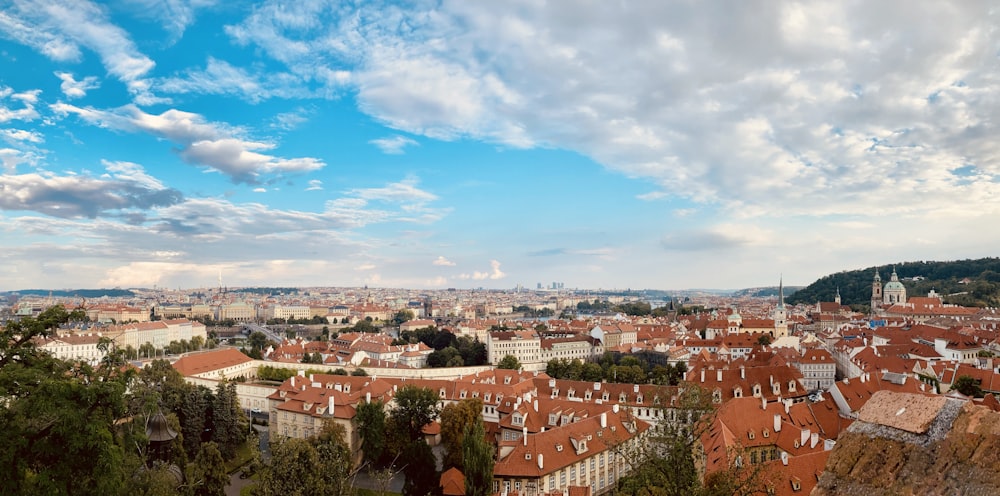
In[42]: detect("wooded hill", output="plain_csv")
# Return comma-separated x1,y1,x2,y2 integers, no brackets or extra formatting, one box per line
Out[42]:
786,258,1000,309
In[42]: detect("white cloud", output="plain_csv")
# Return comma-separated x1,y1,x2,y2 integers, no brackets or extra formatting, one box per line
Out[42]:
0,129,44,143
369,135,418,154
306,179,323,191
55,72,100,99
460,259,506,281
349,177,437,204
124,0,217,41
432,256,455,266
1,0,157,102
0,87,41,123
51,103,325,183
221,1,1000,221
253,187,266,193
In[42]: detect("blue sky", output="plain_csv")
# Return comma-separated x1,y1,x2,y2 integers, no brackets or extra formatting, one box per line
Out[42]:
2,1,1000,291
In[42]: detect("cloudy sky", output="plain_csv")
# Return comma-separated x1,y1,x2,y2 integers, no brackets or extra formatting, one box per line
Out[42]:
1,1,999,291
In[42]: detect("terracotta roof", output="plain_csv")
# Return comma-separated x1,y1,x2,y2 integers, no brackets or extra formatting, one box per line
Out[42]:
440,467,465,496
172,348,253,376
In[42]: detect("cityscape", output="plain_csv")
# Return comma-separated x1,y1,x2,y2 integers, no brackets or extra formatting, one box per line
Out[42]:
5,1,1000,496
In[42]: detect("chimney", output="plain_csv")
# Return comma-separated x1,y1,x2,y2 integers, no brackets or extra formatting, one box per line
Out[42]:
800,428,810,448
774,414,782,433
810,432,819,449
537,453,544,469
298,369,305,377
523,427,528,446
290,376,296,388
761,396,766,410
309,374,314,382
860,374,865,384
601,412,607,428
612,404,620,414
780,451,788,466
824,439,836,451
717,369,723,382
740,366,745,379
633,384,639,393
328,396,335,416
700,369,705,382
784,400,790,414
366,392,371,403
534,400,539,412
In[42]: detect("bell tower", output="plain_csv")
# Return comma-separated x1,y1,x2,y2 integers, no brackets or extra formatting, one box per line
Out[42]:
871,268,883,312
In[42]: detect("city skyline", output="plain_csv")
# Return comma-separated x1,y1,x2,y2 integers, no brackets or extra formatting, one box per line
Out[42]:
2,2,1000,291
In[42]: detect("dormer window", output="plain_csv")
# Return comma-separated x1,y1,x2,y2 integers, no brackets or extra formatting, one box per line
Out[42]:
567,388,576,398
473,391,480,398
748,431,755,440
734,387,743,398
763,428,770,438
513,414,523,426
584,391,592,400
636,395,643,404
525,453,532,460
753,384,762,397
619,393,626,403
712,389,722,404
439,388,446,398
772,383,780,395
788,381,797,392
602,392,609,401
460,390,467,399
484,393,491,402
556,444,563,452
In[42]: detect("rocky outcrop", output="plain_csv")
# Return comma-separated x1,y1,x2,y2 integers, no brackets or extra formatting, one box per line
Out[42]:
814,398,1000,495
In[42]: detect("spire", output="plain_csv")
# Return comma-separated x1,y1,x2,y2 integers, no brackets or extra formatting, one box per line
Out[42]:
777,276,785,308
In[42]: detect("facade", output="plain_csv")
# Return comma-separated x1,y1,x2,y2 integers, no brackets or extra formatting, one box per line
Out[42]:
883,268,907,305
791,349,836,391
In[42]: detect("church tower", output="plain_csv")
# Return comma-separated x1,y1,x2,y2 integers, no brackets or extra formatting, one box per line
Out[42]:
772,277,788,338
871,268,883,311
834,287,841,305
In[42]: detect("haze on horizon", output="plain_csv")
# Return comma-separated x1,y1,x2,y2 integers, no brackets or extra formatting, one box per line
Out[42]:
1,1,998,292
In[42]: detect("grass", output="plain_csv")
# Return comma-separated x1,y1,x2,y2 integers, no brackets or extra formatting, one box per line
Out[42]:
356,488,401,496
225,438,258,474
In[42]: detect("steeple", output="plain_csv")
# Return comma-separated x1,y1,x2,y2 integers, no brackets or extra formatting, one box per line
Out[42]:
835,287,841,305
777,276,785,309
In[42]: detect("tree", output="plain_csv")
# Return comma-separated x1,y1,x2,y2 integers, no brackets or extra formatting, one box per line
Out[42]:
254,436,352,496
210,380,247,458
187,442,228,496
497,354,521,370
462,417,494,496
440,398,483,470
390,385,441,442
953,375,984,398
0,305,134,495
401,440,438,496
356,400,387,467
393,310,415,325
180,386,210,458
756,333,772,346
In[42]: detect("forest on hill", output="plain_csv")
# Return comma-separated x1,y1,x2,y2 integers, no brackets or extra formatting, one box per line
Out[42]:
786,258,1000,309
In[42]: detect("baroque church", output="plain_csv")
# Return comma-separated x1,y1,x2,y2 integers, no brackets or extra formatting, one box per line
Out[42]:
871,267,907,311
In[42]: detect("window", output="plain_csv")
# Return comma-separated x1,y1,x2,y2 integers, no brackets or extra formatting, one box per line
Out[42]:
560,470,566,486
515,481,521,491
590,458,595,472
504,481,510,493
548,475,554,491
570,466,576,481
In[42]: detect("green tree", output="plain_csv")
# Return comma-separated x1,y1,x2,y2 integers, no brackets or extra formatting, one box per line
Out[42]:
390,385,441,442
440,398,482,470
393,310,415,325
462,417,494,496
356,400,387,467
497,354,521,370
254,435,352,496
952,375,984,398
0,305,133,495
210,381,247,458
187,442,229,496
401,440,438,496
180,386,210,458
